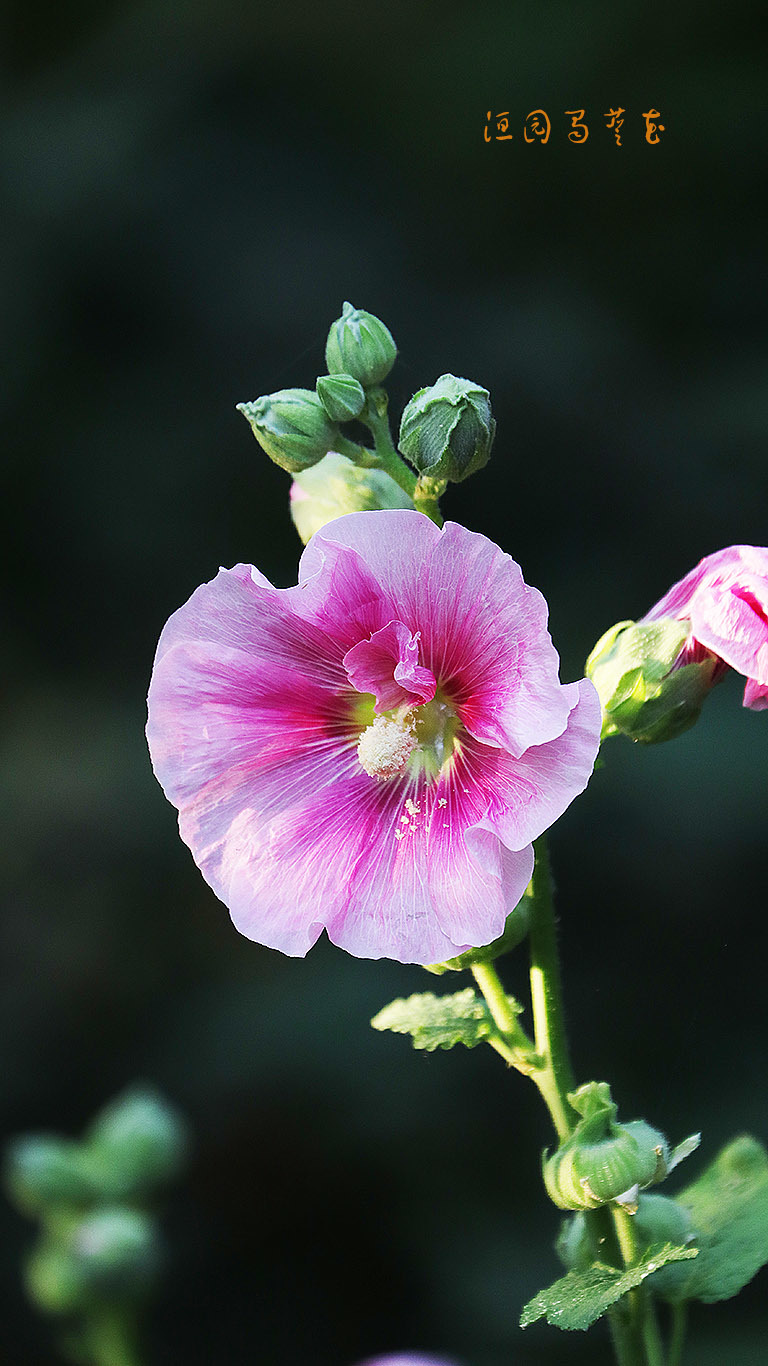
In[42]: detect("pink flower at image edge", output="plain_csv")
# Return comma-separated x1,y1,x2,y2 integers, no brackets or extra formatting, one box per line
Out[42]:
644,544,768,710
146,511,601,965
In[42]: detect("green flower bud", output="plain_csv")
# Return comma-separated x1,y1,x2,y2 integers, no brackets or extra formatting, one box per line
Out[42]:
586,618,717,744
398,374,495,484
70,1207,161,1300
237,389,341,473
85,1086,188,1200
425,893,530,974
25,1239,92,1315
543,1082,669,1212
290,451,413,544
325,301,397,388
5,1135,102,1214
316,372,366,423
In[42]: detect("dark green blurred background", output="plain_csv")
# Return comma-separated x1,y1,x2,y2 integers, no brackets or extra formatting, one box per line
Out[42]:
3,1,767,1362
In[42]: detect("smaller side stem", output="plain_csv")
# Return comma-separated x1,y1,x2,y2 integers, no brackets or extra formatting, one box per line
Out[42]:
470,962,538,1074
363,392,443,526
83,1309,144,1366
527,838,577,1141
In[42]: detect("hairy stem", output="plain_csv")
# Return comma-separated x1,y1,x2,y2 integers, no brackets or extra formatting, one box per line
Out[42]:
363,390,443,525
527,837,577,1141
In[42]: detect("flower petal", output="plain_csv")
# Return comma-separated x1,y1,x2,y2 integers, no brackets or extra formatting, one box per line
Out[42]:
343,620,436,712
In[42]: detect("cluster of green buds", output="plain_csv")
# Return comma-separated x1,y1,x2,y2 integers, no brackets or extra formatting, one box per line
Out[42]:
543,1082,670,1213
238,302,496,538
5,1086,187,1351
586,618,717,744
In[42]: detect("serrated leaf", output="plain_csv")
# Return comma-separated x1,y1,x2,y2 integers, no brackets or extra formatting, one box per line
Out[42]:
667,1132,701,1173
371,989,516,1052
520,1243,697,1331
669,1134,768,1303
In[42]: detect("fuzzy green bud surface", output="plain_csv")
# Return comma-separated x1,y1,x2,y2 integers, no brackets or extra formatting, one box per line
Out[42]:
398,374,495,484
5,1136,102,1213
25,1240,92,1315
71,1207,161,1299
325,302,397,387
237,389,341,473
316,372,366,423
543,1082,669,1211
290,451,413,543
85,1086,188,1200
586,617,717,743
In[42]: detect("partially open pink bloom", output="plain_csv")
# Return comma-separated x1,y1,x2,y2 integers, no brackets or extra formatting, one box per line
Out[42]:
643,545,768,710
356,1355,461,1366
147,512,600,964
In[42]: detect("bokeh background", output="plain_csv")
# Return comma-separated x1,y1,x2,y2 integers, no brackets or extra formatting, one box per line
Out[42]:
3,1,767,1362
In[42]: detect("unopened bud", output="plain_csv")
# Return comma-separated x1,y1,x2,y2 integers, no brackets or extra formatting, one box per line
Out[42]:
543,1082,669,1212
85,1086,188,1200
237,389,341,473
398,374,495,484
5,1136,101,1213
290,451,413,544
325,302,397,388
316,372,366,422
72,1207,161,1299
586,618,717,743
25,1240,91,1315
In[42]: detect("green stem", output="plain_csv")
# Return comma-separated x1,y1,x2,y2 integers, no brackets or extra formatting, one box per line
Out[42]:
527,837,577,1141
612,1207,666,1366
469,961,538,1073
83,1309,144,1366
667,1302,687,1366
362,391,444,526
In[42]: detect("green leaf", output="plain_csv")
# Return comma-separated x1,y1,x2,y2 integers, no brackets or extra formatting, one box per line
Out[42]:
669,1134,768,1303
371,989,518,1052
520,1243,697,1331
667,1132,701,1172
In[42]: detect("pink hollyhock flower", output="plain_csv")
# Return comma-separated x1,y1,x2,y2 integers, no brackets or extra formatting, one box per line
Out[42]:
643,545,768,710
146,511,600,965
